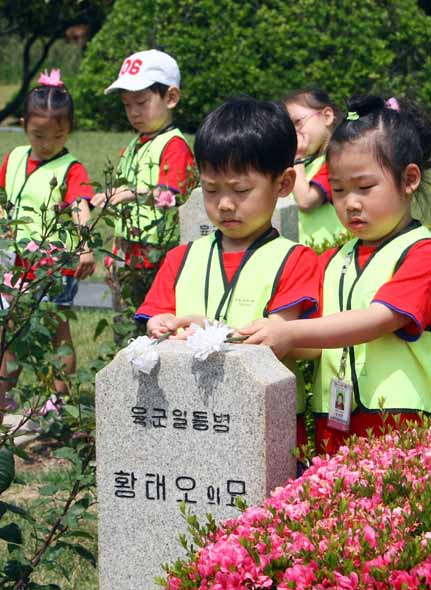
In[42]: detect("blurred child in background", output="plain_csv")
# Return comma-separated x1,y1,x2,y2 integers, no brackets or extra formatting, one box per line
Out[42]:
284,88,346,246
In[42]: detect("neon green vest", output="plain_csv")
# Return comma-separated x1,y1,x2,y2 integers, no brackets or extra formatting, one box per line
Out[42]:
295,155,346,247
313,224,431,415
175,230,307,413
115,127,188,243
5,145,77,247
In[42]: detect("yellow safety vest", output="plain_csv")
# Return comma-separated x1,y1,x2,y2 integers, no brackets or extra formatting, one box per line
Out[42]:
5,145,77,247
313,223,431,415
175,229,308,413
295,155,346,247
115,127,190,244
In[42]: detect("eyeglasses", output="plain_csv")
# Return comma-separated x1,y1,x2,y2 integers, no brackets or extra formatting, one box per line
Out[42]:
292,111,322,131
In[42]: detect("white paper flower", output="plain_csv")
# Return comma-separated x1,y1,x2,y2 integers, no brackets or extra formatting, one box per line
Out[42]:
186,320,232,361
124,336,160,374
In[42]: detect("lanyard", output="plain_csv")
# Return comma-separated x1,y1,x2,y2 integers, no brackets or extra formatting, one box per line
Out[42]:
337,246,355,380
204,227,278,321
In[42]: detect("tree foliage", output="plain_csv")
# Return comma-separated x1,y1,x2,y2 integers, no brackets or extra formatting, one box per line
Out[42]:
0,0,112,124
74,0,431,132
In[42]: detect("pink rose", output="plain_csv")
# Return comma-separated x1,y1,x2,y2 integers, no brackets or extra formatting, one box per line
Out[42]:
155,190,176,208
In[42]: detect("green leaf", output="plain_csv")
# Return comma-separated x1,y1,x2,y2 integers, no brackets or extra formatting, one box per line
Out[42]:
39,485,59,497
52,447,81,465
3,559,33,581
94,318,109,339
28,584,61,590
98,248,124,261
0,501,34,522
0,447,15,493
56,344,74,357
57,541,96,567
64,529,94,540
0,523,22,544
102,215,115,227
12,445,30,461
63,404,79,419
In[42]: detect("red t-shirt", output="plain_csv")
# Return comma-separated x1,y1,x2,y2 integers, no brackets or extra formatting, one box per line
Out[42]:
135,240,320,320
310,161,332,204
0,149,93,276
315,237,431,454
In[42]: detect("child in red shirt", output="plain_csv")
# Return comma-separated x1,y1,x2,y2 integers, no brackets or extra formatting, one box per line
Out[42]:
91,50,196,309
136,97,321,449
240,94,431,455
0,70,95,415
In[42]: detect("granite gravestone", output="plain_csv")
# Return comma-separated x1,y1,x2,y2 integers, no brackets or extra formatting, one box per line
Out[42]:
178,187,217,243
96,341,296,590
272,195,299,242
178,187,299,243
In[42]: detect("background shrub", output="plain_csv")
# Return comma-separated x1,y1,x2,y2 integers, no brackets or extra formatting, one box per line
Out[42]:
74,0,431,131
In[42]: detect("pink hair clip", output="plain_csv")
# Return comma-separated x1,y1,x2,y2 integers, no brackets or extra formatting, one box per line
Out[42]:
38,69,64,87
385,97,400,112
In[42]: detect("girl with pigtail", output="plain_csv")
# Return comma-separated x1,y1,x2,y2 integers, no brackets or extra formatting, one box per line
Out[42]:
0,70,95,416
241,94,431,455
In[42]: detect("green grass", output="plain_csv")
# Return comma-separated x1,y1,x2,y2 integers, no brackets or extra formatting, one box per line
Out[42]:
0,84,19,111
71,308,115,373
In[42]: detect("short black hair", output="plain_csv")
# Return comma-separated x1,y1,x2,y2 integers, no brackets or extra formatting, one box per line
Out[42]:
23,84,74,130
194,97,297,179
328,95,431,191
147,82,170,98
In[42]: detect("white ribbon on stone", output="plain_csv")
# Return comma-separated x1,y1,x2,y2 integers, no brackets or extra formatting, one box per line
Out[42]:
186,320,232,361
124,336,160,374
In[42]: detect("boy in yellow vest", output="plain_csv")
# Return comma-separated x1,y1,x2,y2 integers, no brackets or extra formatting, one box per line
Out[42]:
136,97,320,448
91,49,196,308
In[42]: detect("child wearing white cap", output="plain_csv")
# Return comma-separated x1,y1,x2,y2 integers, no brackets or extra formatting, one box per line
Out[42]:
92,49,196,309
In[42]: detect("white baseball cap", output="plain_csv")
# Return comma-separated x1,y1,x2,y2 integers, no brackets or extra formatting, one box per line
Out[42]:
104,49,181,95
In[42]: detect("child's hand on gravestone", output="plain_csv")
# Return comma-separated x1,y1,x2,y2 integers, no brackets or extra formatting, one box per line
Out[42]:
166,315,207,340
238,317,295,359
147,313,177,338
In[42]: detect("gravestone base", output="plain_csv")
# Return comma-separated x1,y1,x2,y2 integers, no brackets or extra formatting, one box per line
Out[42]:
96,341,296,590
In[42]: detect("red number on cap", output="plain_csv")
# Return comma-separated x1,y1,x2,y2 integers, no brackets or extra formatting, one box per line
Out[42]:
119,58,142,76
120,58,131,75
129,59,143,75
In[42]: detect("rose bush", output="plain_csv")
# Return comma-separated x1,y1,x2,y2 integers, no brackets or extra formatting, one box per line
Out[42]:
161,421,431,589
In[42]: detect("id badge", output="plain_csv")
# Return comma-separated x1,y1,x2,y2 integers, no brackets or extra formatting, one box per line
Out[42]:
327,378,353,432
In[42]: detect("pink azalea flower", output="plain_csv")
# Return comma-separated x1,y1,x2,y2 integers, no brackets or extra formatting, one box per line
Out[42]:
165,426,431,590
363,524,377,548
389,570,420,590
167,576,181,590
